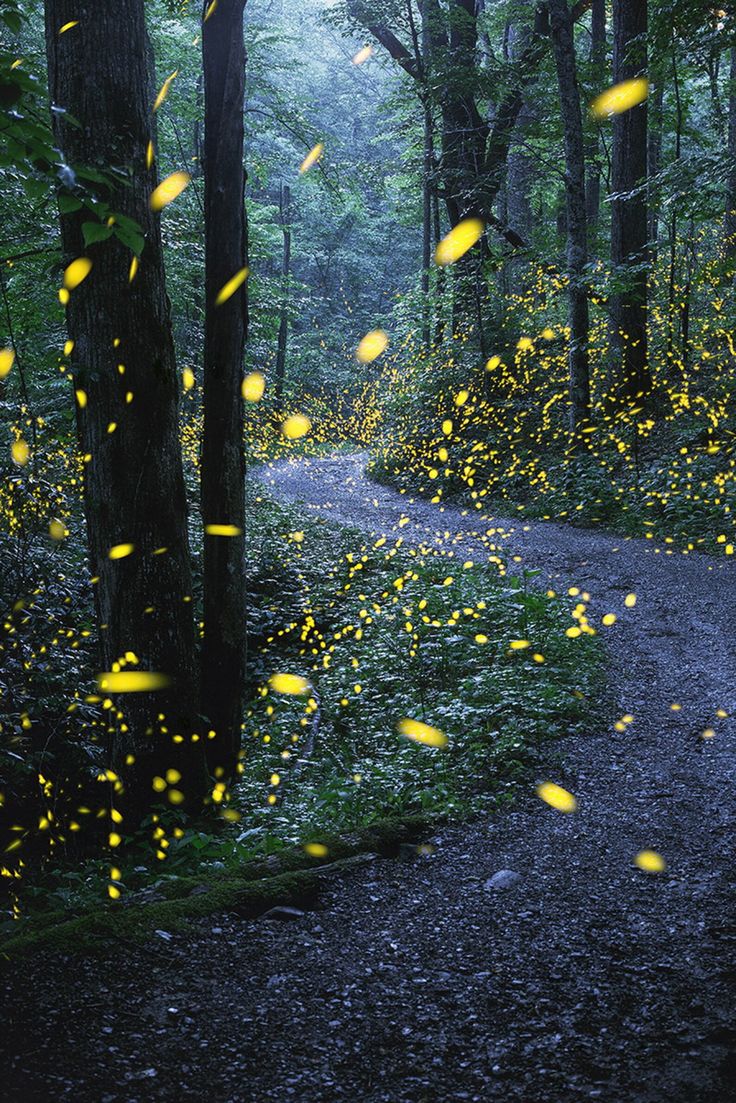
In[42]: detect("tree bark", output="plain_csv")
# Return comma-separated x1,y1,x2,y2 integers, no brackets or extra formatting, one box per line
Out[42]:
44,0,206,811
647,76,664,264
274,182,291,415
549,0,591,435
610,0,651,400
584,0,605,236
201,0,248,779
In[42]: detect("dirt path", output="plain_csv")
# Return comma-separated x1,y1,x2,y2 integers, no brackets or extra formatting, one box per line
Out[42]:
3,453,736,1102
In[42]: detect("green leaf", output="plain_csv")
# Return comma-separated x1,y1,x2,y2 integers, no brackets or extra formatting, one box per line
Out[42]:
82,221,114,246
113,222,145,256
1,10,22,33
58,194,82,213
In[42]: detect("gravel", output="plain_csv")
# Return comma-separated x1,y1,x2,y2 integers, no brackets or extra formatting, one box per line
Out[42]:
2,452,735,1102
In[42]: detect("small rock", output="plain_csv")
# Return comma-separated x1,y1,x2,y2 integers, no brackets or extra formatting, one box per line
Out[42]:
484,870,521,892
261,905,305,921
154,929,172,941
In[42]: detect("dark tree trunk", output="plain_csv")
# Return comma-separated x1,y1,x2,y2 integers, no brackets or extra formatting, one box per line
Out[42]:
44,0,206,811
274,182,291,415
610,0,651,399
725,47,736,273
504,22,534,248
549,0,591,435
585,0,605,236
201,0,248,779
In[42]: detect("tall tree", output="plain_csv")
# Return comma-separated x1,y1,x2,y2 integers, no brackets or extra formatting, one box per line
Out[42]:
585,0,605,236
610,0,652,399
44,0,206,811
201,0,248,779
347,2,548,250
646,76,664,264
346,1,608,339
549,0,591,434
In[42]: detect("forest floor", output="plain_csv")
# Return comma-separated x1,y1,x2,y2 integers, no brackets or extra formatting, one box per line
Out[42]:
2,451,736,1103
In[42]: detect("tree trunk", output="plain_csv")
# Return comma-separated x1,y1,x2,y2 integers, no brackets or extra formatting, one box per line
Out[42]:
549,0,591,435
201,0,248,779
352,0,550,336
274,182,291,415
610,0,651,400
421,100,433,346
725,46,736,274
585,0,605,238
44,0,206,812
647,77,664,264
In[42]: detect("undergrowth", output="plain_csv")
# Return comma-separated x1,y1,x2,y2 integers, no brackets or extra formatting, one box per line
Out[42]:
1,486,603,936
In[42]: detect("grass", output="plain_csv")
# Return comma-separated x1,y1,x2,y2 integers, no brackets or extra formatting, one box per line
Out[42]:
0,486,605,955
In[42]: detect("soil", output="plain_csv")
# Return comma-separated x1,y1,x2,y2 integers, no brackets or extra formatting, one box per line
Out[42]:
2,452,735,1103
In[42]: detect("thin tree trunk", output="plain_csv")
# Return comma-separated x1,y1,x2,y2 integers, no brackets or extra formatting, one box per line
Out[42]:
610,0,651,400
585,0,605,239
421,100,432,345
201,0,248,779
274,182,291,416
44,0,206,811
549,0,591,435
647,77,664,264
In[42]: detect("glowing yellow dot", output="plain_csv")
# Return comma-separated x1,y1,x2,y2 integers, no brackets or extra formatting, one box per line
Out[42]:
108,543,134,560
63,257,92,290
281,414,311,439
150,171,190,211
215,267,249,306
591,78,648,119
435,218,484,266
537,782,577,813
356,329,389,363
299,143,324,173
242,372,265,402
397,718,447,748
634,849,665,873
304,842,329,858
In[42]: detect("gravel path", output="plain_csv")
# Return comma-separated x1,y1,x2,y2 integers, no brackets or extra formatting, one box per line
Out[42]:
3,452,736,1102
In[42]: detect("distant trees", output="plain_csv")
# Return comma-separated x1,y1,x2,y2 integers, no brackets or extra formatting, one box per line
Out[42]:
201,0,248,780
347,0,551,338
44,0,207,809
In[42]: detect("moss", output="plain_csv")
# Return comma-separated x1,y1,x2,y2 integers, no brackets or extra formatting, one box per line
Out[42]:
0,812,435,964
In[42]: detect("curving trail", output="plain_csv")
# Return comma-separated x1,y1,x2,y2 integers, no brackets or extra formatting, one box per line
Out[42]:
4,452,736,1102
